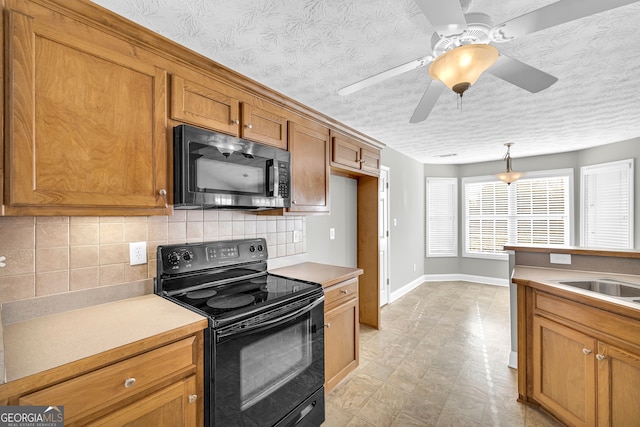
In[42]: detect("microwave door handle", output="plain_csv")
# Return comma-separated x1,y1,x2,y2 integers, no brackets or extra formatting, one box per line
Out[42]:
269,162,279,197
216,296,324,342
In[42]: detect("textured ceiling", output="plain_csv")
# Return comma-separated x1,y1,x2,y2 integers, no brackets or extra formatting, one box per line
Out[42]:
92,0,640,164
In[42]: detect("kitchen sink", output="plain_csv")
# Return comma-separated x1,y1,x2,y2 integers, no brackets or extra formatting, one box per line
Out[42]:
558,279,640,298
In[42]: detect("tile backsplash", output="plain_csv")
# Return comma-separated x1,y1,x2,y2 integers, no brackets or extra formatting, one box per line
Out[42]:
0,211,306,304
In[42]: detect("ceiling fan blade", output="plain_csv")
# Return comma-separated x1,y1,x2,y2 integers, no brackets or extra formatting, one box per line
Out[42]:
492,0,640,41
487,55,558,93
409,80,445,123
338,57,431,96
414,0,467,37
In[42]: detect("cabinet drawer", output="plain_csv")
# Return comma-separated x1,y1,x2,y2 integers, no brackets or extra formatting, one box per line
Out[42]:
19,337,196,424
325,278,358,309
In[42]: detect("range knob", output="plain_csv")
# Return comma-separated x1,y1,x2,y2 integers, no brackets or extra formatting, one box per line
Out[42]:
257,244,264,252
249,245,256,252
182,251,193,262
167,252,180,265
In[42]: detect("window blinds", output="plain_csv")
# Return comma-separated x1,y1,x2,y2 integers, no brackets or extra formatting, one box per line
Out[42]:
426,177,458,257
581,159,634,249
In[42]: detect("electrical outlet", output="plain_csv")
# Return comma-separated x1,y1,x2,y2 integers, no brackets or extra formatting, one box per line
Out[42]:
129,241,147,266
329,228,335,240
293,230,301,243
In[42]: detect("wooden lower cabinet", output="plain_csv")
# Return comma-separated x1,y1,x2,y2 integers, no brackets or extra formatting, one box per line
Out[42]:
596,342,640,427
86,376,197,427
519,285,640,427
5,333,204,427
324,277,359,393
532,315,596,427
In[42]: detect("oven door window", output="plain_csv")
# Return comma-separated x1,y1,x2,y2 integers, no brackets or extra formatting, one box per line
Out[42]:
189,142,267,196
214,300,324,426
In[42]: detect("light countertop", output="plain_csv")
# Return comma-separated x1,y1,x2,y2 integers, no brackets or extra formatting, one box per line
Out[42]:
2,294,207,383
270,262,363,287
512,265,640,319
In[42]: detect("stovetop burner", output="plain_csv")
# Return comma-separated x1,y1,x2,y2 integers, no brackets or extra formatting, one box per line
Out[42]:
207,294,255,309
186,289,217,299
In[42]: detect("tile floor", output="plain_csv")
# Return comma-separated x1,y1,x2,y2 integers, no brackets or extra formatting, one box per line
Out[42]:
323,281,564,427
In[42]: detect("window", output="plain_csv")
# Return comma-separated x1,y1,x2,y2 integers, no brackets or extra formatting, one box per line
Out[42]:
581,159,634,249
463,169,573,259
426,177,457,257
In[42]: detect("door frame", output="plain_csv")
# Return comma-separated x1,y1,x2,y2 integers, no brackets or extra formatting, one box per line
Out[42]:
379,166,390,307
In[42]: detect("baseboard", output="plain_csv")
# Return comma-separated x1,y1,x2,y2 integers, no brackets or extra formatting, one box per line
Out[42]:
424,273,509,287
389,275,426,303
389,274,509,304
508,351,518,369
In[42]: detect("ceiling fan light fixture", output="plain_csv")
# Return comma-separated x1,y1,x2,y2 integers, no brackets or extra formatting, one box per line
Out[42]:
494,143,524,185
428,44,499,96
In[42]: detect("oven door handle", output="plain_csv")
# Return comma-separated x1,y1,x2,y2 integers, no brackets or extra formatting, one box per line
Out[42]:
216,296,324,341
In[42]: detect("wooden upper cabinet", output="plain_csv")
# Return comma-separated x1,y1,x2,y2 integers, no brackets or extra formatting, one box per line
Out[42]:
4,0,169,215
171,74,287,149
171,75,240,136
288,122,330,213
331,131,380,176
241,103,287,150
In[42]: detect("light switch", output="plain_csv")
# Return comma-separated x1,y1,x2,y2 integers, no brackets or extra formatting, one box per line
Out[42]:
330,228,335,240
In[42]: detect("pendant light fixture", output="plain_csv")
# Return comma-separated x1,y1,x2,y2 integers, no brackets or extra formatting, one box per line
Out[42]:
428,44,499,97
494,143,524,185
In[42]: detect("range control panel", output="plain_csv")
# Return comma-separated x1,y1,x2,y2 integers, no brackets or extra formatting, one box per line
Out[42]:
157,238,267,275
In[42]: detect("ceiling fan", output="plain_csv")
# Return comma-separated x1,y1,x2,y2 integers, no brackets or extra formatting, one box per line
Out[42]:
338,0,639,123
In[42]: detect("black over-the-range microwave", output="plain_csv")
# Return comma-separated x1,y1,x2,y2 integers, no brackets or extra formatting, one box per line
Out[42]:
173,124,291,210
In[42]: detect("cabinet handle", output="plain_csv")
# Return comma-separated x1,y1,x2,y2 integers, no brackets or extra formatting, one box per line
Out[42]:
232,119,239,125
359,159,365,163
324,323,330,328
158,189,168,209
245,124,253,129
596,354,606,361
124,377,136,388
340,289,348,294
582,348,592,355
188,394,198,403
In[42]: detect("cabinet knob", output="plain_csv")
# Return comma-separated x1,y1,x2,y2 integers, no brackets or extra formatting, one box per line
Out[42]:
340,289,348,294
245,123,253,129
596,354,606,361
292,200,297,204
582,348,592,355
359,159,365,163
158,189,167,196
124,377,136,388
324,323,330,328
232,119,239,125
188,394,198,403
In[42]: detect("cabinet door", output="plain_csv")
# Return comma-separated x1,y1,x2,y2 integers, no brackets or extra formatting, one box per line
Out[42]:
597,342,640,427
360,146,381,175
331,134,361,170
5,2,168,215
532,315,596,427
241,103,287,149
86,376,197,427
171,75,240,136
288,122,330,213
325,297,359,393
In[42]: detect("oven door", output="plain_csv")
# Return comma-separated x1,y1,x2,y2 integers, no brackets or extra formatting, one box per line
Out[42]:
211,295,325,427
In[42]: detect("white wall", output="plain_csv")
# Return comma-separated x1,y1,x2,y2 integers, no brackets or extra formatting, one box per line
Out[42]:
305,175,358,267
